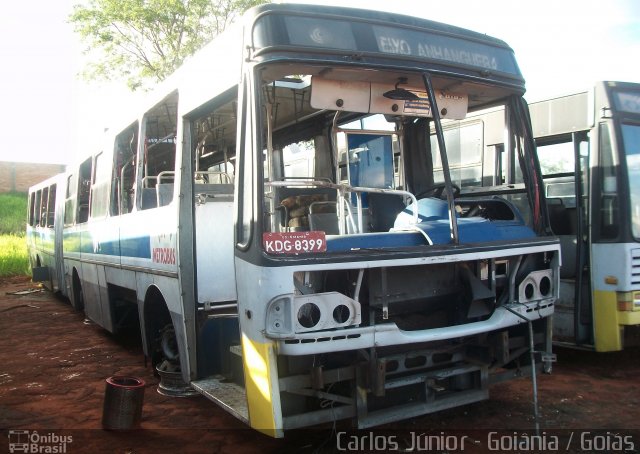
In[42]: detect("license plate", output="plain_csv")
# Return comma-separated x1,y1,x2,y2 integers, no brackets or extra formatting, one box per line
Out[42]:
263,231,327,254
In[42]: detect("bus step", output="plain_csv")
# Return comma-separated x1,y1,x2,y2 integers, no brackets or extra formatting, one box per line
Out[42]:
191,377,248,423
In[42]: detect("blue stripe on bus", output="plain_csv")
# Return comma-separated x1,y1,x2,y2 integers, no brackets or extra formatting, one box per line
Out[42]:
63,231,151,259
120,236,151,259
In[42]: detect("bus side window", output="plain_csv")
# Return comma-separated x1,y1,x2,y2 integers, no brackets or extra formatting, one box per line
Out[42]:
29,192,36,226
64,174,76,226
110,121,138,216
111,123,138,215
140,92,178,210
191,92,237,196
90,152,110,219
77,158,92,224
47,184,56,227
598,123,619,239
33,190,41,226
40,187,49,227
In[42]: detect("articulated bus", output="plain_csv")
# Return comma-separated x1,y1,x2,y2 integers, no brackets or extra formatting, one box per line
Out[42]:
529,81,640,352
27,4,560,436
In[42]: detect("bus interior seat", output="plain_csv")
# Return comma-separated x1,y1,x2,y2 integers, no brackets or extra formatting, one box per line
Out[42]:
368,193,406,232
308,201,339,235
142,188,158,209
157,183,174,207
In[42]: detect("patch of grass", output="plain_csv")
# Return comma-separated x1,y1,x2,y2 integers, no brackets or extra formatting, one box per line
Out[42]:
0,193,29,277
0,192,28,235
0,234,30,277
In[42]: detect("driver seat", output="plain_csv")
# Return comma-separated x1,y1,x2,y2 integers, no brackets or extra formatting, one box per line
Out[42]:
368,193,406,232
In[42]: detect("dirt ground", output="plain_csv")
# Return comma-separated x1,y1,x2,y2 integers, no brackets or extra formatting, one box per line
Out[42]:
1,275,639,453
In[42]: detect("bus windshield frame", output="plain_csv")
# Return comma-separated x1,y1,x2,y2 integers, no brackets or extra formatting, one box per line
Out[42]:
620,122,640,239
253,60,544,259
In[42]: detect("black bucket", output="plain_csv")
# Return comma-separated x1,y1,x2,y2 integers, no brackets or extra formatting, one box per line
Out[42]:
102,376,145,430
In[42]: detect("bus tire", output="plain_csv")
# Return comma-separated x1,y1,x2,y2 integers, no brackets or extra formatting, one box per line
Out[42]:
160,324,180,362
143,287,175,370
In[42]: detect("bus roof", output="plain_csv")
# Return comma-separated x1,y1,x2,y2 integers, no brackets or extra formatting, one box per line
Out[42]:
247,3,524,88
90,3,528,153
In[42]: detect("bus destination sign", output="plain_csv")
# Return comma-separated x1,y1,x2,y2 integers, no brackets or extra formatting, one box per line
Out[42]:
272,16,521,77
614,90,640,115
373,25,519,76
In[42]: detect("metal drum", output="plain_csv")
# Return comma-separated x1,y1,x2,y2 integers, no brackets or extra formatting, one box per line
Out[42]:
102,376,145,430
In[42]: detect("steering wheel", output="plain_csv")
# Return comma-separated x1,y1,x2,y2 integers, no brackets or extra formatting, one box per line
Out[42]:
415,182,461,200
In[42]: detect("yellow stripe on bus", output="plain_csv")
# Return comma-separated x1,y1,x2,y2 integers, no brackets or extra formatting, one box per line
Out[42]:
593,290,622,352
241,334,281,437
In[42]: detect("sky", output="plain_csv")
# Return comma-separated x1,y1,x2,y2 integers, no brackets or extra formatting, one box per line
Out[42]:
1,0,638,165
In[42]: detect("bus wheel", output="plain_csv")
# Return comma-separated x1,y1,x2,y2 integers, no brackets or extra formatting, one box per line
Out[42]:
70,271,85,311
160,324,180,362
155,323,195,396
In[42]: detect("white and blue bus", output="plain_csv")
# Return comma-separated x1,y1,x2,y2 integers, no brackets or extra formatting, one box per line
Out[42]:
530,81,640,351
26,173,65,293
27,4,560,436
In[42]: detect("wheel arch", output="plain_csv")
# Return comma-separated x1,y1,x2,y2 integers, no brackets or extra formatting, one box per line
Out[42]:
140,284,190,379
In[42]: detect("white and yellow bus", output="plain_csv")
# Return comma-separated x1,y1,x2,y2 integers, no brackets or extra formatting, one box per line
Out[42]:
530,81,640,352
27,3,560,436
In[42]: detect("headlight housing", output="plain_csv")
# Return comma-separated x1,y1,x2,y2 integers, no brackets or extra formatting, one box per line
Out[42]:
265,292,361,338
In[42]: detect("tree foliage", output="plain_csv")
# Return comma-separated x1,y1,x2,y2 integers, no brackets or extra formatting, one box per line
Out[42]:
70,0,268,90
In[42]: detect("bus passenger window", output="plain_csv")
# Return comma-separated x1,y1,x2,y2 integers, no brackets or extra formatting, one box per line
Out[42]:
40,187,49,227
111,122,138,215
33,190,42,226
90,152,110,219
64,174,76,226
28,192,36,226
598,123,619,239
77,158,92,224
47,184,56,227
140,91,178,210
191,94,237,191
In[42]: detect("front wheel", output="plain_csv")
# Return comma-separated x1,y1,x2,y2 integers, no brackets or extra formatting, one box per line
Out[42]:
160,324,180,362
154,323,196,396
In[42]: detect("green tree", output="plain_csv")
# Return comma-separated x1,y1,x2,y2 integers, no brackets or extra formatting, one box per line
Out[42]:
70,0,268,90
